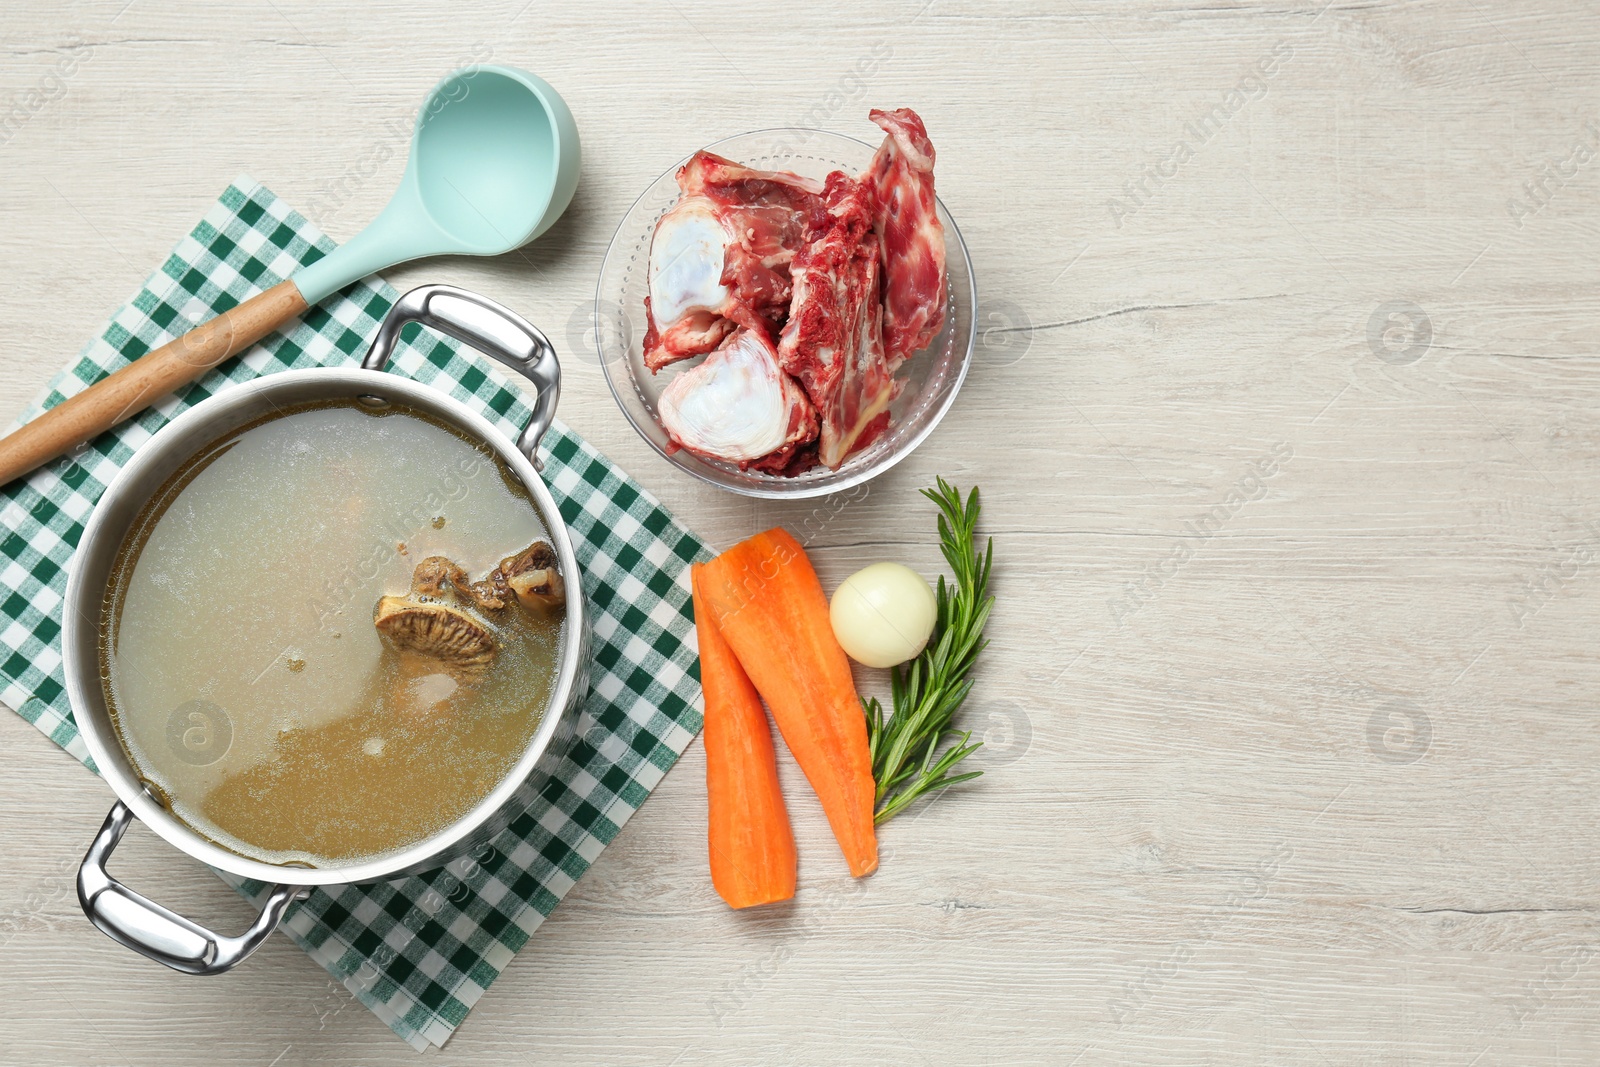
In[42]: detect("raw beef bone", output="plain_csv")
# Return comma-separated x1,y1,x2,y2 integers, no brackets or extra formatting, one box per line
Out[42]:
658,328,819,469
862,108,947,366
777,173,898,470
643,152,826,372
643,108,946,476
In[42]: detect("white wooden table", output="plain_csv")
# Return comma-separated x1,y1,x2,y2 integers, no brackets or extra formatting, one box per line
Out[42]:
3,1,1598,1062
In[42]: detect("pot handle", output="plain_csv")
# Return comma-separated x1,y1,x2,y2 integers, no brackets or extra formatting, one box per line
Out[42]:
361,284,561,471
77,802,303,976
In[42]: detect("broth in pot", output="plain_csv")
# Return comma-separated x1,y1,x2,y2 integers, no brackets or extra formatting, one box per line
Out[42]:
100,398,567,868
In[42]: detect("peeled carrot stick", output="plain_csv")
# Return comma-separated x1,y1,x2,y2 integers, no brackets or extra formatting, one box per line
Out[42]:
693,564,797,908
697,529,878,878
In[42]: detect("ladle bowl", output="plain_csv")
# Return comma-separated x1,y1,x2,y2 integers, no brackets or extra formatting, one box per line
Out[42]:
295,65,580,303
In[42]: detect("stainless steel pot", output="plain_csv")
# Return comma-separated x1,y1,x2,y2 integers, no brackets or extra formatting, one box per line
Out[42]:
66,284,589,975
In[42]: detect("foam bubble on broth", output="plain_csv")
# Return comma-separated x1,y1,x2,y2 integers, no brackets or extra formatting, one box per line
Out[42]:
101,400,563,868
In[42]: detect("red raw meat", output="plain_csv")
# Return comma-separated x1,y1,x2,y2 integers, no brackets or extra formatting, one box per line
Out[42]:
642,294,735,373
776,173,899,469
678,151,828,216
643,153,825,372
862,108,947,366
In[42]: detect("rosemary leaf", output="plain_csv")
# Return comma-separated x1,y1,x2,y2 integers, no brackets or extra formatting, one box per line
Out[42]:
866,478,995,824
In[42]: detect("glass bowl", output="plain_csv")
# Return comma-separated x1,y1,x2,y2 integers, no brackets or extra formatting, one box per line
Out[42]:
594,128,976,499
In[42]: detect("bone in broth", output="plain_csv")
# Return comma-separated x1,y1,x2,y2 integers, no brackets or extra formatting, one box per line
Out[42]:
101,399,566,867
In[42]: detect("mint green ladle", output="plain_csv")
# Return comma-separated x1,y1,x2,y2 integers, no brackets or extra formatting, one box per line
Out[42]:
295,64,580,303
0,63,580,488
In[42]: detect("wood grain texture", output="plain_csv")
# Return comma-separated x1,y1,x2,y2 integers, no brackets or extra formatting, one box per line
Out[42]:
2,0,1599,1063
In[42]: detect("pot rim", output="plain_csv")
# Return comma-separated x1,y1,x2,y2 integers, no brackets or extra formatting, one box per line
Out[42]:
65,365,587,886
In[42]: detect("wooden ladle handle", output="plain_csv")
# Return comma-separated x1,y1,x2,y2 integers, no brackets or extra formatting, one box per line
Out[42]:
0,280,308,488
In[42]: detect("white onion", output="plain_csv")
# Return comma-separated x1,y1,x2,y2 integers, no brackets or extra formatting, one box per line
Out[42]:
830,562,938,668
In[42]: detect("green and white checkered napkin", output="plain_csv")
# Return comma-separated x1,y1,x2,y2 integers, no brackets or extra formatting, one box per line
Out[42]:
0,176,710,1050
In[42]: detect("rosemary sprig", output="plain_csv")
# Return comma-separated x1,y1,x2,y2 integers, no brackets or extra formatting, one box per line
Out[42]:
863,477,994,824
